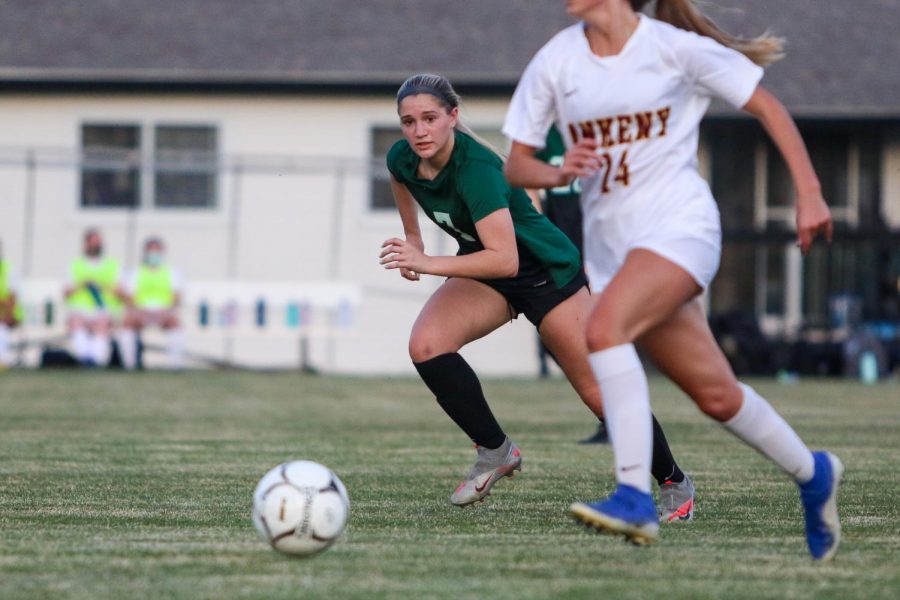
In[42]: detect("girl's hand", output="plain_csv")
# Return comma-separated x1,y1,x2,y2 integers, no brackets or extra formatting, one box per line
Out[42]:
796,191,833,255
560,139,602,182
380,237,426,281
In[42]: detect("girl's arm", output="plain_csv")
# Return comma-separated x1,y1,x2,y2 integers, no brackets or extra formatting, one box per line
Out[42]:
505,140,602,190
381,207,519,280
388,176,424,281
742,85,833,254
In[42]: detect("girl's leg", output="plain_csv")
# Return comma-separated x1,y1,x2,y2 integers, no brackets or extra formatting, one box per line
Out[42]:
88,316,112,367
68,314,91,364
409,277,512,449
0,322,10,366
585,250,701,494
640,298,843,560
409,278,523,506
538,286,688,490
571,249,702,542
639,298,814,481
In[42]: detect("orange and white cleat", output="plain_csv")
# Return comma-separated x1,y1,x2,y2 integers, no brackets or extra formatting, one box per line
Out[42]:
658,475,695,523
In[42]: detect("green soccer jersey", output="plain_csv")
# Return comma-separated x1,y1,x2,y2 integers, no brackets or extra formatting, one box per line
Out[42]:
386,129,581,288
535,125,584,255
535,126,581,201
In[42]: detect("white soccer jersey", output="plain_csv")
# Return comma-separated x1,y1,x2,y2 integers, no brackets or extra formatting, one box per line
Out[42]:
503,15,763,290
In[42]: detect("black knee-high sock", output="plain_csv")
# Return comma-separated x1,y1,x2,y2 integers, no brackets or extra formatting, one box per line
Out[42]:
413,352,506,449
650,415,685,485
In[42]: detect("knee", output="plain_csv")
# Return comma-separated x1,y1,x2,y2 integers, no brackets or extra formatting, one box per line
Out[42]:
409,332,455,364
694,382,743,422
585,319,627,354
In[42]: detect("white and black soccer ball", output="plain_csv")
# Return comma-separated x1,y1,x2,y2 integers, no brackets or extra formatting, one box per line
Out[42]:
252,461,350,557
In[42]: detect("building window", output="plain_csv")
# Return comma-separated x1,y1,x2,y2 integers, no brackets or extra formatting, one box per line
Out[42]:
369,126,508,210
706,121,892,334
370,127,400,210
80,122,218,209
155,125,217,208
81,124,141,208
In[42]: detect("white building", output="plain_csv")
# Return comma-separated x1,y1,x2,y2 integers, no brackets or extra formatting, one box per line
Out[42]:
1,1,898,374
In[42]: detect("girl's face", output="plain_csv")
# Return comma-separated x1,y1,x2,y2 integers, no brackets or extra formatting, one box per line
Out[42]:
398,94,458,161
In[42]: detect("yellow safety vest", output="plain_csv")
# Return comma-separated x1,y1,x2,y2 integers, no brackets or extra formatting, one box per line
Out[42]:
67,257,122,312
134,265,175,309
0,259,10,300
0,259,24,321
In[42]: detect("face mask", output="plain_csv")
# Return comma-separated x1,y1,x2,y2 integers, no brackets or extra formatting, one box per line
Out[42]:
145,252,164,267
86,245,102,257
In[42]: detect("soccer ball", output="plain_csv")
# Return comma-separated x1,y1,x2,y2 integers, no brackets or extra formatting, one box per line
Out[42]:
252,460,350,557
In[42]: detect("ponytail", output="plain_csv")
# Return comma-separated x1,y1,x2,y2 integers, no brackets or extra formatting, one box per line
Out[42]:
632,0,785,66
397,73,507,160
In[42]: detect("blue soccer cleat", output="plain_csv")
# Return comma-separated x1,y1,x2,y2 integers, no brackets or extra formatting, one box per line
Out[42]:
570,484,659,545
799,451,844,561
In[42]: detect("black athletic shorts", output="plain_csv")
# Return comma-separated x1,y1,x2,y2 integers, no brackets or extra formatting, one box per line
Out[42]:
479,269,589,329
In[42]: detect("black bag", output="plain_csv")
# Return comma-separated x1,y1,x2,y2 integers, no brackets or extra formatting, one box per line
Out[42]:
39,347,79,368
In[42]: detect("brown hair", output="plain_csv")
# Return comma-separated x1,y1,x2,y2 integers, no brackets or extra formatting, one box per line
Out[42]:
631,0,784,66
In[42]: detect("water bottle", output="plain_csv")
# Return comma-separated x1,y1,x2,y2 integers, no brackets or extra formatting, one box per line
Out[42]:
298,301,311,327
255,298,266,328
860,351,878,385
222,300,238,328
336,299,354,328
198,301,209,328
286,302,300,328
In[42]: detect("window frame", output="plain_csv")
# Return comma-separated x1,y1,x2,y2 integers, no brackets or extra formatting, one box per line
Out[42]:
78,121,220,211
79,122,142,209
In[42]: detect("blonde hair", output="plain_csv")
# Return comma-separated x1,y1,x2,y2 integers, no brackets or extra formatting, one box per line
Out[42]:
396,73,506,159
632,0,785,66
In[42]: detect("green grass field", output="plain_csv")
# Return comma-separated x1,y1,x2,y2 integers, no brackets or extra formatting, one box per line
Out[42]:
1,371,898,599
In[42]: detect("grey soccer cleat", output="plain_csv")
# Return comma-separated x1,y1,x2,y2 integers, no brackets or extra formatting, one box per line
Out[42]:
658,475,695,523
450,437,522,506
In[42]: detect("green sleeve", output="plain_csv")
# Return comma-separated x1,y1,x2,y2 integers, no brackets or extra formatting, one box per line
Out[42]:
534,125,564,164
457,160,511,223
385,140,407,183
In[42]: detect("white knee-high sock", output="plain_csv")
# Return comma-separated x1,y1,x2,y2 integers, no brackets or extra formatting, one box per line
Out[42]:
117,329,138,370
0,324,10,364
723,382,815,483
90,334,111,367
589,343,653,494
167,329,185,369
72,329,90,361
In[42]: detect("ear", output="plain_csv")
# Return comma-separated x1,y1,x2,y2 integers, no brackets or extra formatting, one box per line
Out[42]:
448,107,459,128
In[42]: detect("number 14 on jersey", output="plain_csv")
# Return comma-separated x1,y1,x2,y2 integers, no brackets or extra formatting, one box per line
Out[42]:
596,149,630,194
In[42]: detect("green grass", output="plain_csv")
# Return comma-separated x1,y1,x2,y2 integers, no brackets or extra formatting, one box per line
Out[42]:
0,371,898,599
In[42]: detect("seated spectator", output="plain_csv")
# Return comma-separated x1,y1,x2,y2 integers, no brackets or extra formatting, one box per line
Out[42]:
118,237,185,370
63,229,123,367
0,239,23,368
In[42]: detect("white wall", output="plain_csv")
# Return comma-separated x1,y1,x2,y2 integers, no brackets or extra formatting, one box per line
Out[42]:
0,92,542,375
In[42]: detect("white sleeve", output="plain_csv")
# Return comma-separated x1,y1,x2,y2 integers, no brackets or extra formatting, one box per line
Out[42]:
503,50,558,149
170,269,183,294
677,32,764,109
123,270,138,295
7,270,21,296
